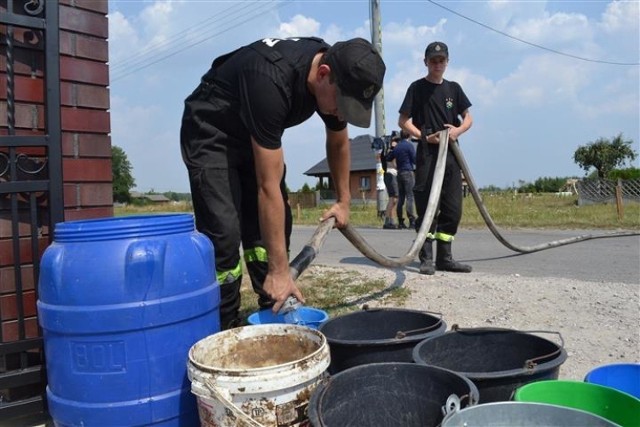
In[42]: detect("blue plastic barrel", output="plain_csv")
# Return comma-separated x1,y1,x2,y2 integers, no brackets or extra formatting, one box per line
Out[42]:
37,214,220,426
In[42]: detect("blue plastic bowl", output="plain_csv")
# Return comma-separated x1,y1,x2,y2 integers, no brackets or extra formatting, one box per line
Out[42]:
247,307,329,330
584,363,640,399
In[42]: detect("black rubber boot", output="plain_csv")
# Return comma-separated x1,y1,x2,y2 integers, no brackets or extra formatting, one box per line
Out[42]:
398,219,407,229
436,240,472,273
219,278,242,330
419,239,435,275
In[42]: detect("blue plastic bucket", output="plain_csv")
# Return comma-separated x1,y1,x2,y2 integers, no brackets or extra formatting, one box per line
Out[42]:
37,214,220,426
247,307,328,329
585,363,640,399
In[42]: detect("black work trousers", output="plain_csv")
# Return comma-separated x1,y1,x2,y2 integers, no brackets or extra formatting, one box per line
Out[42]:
414,146,463,237
185,128,292,328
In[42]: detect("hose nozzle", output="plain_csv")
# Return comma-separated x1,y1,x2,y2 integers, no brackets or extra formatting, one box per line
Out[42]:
278,295,303,315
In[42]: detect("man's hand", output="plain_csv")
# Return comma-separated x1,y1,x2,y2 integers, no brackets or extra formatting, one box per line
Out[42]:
264,269,305,313
444,124,461,142
426,125,459,144
321,200,350,229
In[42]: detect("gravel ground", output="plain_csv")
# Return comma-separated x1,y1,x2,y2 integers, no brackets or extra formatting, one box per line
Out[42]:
324,264,640,381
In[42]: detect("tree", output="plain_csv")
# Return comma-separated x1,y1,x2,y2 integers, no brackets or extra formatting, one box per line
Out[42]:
112,145,135,203
573,134,637,179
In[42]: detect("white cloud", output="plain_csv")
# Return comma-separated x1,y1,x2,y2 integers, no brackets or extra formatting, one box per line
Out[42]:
600,1,640,33
507,13,591,46
383,19,444,50
277,15,321,38
139,0,175,38
107,11,141,63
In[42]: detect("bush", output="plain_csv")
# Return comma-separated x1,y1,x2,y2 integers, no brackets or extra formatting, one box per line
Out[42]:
609,167,640,180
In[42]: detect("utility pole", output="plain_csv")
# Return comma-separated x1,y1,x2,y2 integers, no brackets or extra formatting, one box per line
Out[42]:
370,0,387,217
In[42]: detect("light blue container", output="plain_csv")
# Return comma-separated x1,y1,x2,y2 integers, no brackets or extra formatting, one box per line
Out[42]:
248,307,329,329
585,363,640,399
37,214,220,426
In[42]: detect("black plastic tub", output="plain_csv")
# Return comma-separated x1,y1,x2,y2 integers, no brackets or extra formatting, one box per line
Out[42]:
308,363,479,427
412,327,567,403
318,308,446,374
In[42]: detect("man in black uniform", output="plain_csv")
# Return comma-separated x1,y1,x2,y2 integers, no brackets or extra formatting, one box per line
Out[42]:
398,41,473,275
180,37,385,329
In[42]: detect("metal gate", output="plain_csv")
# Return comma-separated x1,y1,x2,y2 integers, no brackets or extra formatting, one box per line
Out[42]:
0,0,62,418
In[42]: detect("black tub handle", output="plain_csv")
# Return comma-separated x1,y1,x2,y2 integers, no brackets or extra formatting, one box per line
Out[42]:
395,316,444,339
450,325,565,372
358,306,444,339
522,330,565,371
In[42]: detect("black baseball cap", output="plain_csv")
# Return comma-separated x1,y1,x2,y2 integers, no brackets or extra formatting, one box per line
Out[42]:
324,38,386,128
425,41,448,59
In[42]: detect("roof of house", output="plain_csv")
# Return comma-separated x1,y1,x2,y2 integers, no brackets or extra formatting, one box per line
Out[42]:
145,194,171,202
304,134,377,176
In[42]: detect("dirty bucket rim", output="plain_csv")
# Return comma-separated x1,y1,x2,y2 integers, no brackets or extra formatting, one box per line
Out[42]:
188,324,328,373
412,328,568,380
319,307,446,346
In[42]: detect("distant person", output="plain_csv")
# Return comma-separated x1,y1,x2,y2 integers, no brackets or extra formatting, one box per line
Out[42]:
398,41,473,275
382,134,399,229
180,37,385,328
386,130,416,229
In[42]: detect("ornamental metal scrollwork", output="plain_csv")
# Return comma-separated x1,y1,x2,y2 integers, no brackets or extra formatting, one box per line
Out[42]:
0,152,8,178
0,151,48,180
24,0,45,16
0,151,49,205
16,153,47,175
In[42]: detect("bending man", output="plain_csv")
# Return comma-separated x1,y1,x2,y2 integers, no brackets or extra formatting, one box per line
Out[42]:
180,37,385,329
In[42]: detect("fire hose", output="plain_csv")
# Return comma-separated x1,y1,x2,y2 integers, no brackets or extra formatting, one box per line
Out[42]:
290,128,639,278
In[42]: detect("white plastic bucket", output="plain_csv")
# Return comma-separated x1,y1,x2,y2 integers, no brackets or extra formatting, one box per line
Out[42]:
188,324,330,427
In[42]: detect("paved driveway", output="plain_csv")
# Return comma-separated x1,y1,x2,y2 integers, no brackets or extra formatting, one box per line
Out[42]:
290,226,640,285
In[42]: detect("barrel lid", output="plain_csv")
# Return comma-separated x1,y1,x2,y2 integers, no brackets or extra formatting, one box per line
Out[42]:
54,214,195,242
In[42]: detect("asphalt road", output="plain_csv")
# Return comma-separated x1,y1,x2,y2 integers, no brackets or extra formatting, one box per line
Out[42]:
290,226,640,285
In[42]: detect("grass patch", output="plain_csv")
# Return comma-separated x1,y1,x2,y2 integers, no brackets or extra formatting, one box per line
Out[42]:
288,194,640,230
116,194,639,230
238,265,411,323
460,193,640,229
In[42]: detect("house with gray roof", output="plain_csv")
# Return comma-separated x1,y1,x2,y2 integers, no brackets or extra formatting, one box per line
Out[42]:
304,134,380,201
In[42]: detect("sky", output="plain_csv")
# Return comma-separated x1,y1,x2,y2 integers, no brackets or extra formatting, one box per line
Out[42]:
107,0,640,193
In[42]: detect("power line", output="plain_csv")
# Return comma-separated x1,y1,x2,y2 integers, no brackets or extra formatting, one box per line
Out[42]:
428,0,640,66
110,0,293,82
110,1,270,75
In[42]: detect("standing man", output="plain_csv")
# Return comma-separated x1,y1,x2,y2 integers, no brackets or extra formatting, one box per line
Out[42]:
386,130,416,229
398,41,472,275
181,37,385,329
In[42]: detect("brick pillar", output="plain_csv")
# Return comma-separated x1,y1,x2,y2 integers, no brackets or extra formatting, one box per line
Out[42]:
59,0,112,220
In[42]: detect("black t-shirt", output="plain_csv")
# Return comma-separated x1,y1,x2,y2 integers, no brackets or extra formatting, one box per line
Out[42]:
181,37,346,168
398,78,471,136
399,78,471,189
